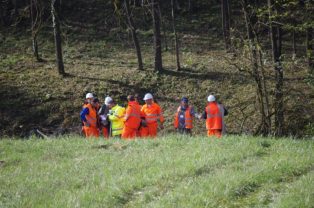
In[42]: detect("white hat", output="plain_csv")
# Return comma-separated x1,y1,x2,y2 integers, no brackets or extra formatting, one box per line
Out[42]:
207,95,216,102
105,96,113,105
143,93,153,101
86,93,94,99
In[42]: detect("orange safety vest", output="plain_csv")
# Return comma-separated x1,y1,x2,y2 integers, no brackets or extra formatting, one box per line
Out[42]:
174,106,193,129
205,102,222,130
83,104,97,128
141,102,165,124
124,101,141,129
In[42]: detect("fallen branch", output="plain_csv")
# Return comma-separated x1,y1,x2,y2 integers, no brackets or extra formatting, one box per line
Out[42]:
36,129,49,139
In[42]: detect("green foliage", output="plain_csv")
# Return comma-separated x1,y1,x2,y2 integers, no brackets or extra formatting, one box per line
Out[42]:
304,123,314,137
0,136,313,207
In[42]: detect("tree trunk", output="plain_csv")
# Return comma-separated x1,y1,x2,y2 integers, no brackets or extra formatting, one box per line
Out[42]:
188,0,194,15
174,0,181,10
124,0,143,70
152,0,162,71
221,0,231,51
13,0,18,16
292,29,296,59
171,0,180,71
30,0,41,62
159,8,168,51
162,19,168,51
242,0,271,136
268,0,284,136
306,27,314,74
51,0,65,76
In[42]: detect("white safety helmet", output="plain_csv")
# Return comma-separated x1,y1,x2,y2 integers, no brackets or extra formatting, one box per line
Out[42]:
105,96,113,105
207,95,216,102
86,93,94,99
143,93,153,101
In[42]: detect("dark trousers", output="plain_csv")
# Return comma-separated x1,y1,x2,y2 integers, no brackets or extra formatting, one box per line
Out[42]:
178,128,192,135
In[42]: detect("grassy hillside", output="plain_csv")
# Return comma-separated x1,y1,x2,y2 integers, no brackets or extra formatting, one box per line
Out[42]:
1,31,314,137
1,0,314,137
0,135,313,207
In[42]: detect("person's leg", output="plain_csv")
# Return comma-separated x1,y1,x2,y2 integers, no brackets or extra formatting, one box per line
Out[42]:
91,127,99,138
85,127,98,138
207,129,221,138
139,126,149,138
184,128,192,135
178,128,184,134
148,123,158,137
122,126,136,139
214,129,222,138
84,126,90,138
102,127,109,139
207,129,214,137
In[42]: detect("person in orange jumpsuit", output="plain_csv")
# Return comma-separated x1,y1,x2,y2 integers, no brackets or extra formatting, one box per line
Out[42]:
121,95,142,139
140,93,165,138
200,95,228,138
81,93,94,135
134,94,145,137
80,97,100,138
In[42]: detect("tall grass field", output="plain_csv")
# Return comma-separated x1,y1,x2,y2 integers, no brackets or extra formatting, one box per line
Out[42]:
0,135,313,207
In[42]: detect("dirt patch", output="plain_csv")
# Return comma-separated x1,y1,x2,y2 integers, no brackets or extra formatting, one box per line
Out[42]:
92,144,110,149
112,142,128,151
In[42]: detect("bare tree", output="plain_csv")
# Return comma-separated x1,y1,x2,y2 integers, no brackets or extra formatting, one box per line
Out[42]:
268,0,284,136
242,0,271,135
51,0,65,75
221,0,231,50
171,0,180,71
30,0,43,62
306,27,314,74
292,29,296,59
124,0,143,70
305,0,313,74
152,0,162,71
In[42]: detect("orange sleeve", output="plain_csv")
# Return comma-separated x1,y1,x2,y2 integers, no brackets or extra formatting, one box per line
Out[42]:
141,105,146,118
124,106,132,121
157,105,165,123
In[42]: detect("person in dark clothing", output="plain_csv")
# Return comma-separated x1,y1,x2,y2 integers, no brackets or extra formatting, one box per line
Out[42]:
98,99,110,138
174,97,196,135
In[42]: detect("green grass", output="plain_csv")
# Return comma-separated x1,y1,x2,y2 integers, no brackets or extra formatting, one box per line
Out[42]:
0,135,313,207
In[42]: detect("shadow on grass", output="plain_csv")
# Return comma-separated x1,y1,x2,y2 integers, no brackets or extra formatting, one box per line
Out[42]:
0,83,62,137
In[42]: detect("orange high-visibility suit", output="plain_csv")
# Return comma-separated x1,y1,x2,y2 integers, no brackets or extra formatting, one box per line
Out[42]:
122,101,142,139
82,104,99,138
205,102,223,138
140,102,165,138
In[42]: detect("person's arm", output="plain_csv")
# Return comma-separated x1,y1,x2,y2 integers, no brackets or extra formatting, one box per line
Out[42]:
190,106,196,117
80,107,89,122
124,106,132,121
109,107,125,121
157,105,165,129
224,106,228,116
98,104,107,115
158,105,165,124
201,110,207,119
